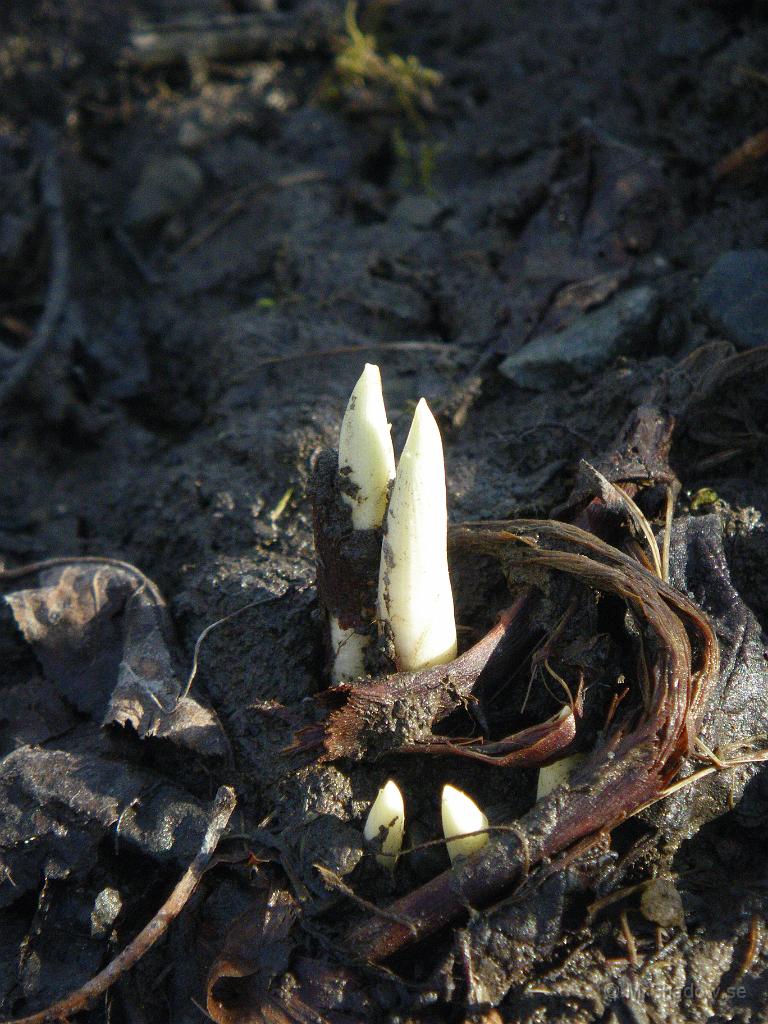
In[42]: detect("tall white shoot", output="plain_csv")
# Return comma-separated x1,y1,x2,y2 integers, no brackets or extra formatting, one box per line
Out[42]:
377,398,457,671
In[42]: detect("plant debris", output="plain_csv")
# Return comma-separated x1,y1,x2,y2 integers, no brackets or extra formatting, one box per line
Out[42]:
2,557,227,756
10,787,235,1024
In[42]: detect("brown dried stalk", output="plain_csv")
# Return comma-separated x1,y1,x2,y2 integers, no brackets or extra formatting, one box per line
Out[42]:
398,695,582,767
341,519,718,960
290,589,544,762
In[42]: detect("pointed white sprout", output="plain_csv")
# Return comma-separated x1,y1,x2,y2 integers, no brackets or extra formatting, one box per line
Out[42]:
330,364,396,682
363,780,405,869
338,363,396,531
378,398,457,671
536,753,587,801
441,784,489,865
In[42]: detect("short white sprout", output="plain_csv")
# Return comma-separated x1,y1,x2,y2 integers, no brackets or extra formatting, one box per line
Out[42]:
363,779,405,869
536,753,587,801
441,784,489,865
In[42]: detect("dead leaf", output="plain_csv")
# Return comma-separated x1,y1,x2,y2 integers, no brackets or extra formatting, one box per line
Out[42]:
3,559,227,757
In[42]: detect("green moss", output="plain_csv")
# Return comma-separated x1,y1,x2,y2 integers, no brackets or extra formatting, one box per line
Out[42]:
323,3,444,193
334,1,442,128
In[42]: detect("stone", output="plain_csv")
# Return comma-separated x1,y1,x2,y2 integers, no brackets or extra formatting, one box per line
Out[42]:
697,249,768,350
391,194,447,229
498,285,660,390
124,153,204,229
640,877,685,928
177,119,206,151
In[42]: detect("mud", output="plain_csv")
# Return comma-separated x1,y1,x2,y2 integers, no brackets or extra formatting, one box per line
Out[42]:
1,1,768,1021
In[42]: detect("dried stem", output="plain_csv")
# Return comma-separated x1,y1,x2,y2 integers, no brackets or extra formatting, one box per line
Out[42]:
291,591,541,762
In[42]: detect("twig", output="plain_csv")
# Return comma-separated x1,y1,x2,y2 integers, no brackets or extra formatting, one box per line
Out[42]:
0,124,70,409
5,786,236,1024
175,198,248,259
662,486,674,583
585,463,663,579
314,864,418,937
518,420,595,449
629,744,768,817
122,13,328,70
113,225,163,285
396,823,531,874
178,594,291,703
444,280,564,430
442,342,503,432
619,909,639,968
637,931,685,975
587,881,647,921
252,341,451,368
713,127,768,180
190,996,217,1022
732,914,760,985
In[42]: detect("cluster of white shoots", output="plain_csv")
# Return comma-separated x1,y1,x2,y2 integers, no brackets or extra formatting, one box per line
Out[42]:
363,780,488,870
334,369,486,871
331,364,456,681
335,366,580,867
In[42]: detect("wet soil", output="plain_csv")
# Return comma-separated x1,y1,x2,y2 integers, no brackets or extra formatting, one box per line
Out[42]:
1,1,768,1021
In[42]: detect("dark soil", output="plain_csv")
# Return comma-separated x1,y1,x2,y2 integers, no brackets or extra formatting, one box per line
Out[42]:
1,1,768,1021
